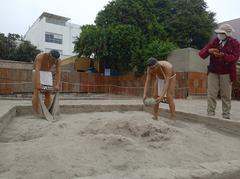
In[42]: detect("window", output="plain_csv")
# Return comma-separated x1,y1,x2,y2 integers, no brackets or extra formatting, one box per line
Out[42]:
46,17,66,26
45,32,63,44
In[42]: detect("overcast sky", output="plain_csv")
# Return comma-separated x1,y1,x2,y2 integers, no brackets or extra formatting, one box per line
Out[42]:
0,0,239,36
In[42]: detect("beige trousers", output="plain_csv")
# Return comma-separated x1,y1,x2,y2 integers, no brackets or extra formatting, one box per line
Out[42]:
207,73,232,117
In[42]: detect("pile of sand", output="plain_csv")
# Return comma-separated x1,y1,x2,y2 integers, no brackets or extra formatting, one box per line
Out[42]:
1,111,240,179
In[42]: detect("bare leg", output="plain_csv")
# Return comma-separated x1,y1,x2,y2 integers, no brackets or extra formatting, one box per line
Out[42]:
153,79,159,120
167,95,175,119
167,77,176,119
153,103,160,120
32,89,39,113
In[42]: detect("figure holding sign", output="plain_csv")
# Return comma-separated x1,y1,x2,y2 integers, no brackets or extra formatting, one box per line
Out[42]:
32,50,61,119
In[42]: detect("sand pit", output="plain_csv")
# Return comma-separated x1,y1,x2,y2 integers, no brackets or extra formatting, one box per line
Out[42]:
1,111,240,179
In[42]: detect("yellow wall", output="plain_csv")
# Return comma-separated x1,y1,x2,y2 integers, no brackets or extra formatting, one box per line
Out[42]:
74,57,91,71
61,56,103,72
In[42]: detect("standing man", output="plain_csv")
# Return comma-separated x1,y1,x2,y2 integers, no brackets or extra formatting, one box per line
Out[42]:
32,50,61,113
143,57,176,120
199,24,240,119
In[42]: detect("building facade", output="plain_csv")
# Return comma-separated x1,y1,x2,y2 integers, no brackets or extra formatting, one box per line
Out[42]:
221,18,240,42
24,12,81,59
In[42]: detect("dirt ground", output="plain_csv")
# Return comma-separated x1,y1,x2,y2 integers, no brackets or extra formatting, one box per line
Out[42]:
1,111,240,179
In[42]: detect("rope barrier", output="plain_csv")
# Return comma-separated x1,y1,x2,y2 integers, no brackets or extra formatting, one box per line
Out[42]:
1,81,224,98
0,81,188,90
0,81,205,90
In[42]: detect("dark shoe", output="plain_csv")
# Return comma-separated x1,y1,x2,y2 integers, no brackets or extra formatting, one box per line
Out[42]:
207,112,215,117
223,115,230,119
152,116,158,120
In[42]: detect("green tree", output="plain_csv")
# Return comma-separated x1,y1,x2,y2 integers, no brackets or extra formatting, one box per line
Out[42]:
101,24,144,72
14,41,40,62
74,24,145,72
95,0,215,49
95,0,154,34
154,0,216,48
74,25,108,60
74,0,216,75
0,33,8,59
0,33,40,62
0,33,18,60
143,40,177,60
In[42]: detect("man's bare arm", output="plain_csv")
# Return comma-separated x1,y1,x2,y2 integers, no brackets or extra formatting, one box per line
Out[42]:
143,69,151,99
143,68,156,99
33,55,41,89
54,60,61,90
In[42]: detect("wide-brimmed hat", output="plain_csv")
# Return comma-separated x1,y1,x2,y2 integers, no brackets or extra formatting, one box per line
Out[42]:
214,23,235,37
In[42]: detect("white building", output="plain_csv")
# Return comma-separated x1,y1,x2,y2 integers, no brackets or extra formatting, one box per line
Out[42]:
220,18,240,42
24,12,81,59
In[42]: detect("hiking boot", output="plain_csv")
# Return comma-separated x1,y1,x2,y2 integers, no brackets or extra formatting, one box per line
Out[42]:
222,115,230,119
152,116,158,120
207,112,215,117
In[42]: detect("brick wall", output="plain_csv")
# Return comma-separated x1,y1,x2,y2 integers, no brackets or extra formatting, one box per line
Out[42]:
0,68,32,94
0,60,239,99
188,72,208,96
0,66,200,98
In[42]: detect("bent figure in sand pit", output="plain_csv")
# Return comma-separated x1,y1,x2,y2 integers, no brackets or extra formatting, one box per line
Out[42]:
143,57,176,120
32,50,61,119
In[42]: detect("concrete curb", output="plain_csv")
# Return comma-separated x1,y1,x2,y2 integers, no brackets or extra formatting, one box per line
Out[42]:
131,160,240,179
0,106,16,135
72,160,240,179
147,106,240,136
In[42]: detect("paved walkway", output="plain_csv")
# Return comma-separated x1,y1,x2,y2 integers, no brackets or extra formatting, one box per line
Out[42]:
162,99,240,121
0,98,239,121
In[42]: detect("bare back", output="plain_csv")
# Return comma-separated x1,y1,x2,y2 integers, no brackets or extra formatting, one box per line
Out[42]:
148,61,175,80
34,53,58,71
